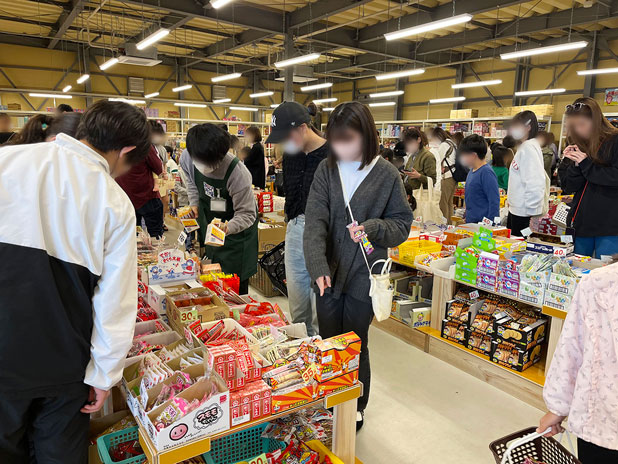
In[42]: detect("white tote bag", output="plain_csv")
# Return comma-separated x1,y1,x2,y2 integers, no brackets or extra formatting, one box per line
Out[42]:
413,177,446,224
337,165,394,321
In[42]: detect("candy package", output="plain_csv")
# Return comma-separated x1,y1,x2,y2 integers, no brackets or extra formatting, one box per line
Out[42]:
108,439,144,462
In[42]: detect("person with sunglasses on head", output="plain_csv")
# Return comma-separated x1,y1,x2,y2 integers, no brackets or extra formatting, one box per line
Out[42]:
303,102,413,431
560,97,618,257
506,110,548,236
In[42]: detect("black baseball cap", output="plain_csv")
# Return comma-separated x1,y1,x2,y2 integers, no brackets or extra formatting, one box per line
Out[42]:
265,101,312,144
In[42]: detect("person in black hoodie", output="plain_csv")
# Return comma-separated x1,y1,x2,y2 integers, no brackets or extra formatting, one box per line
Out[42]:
561,97,618,257
244,126,266,189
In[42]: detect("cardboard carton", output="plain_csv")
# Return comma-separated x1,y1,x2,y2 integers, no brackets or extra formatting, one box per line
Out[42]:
305,332,361,382
490,340,543,372
257,222,286,252
316,370,359,397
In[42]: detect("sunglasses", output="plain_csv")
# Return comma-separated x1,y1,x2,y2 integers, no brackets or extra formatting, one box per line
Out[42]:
565,102,588,113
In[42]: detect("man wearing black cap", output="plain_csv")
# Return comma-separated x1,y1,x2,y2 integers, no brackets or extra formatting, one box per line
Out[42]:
266,102,328,336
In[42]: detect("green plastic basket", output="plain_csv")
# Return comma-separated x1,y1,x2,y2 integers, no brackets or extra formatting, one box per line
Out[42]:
203,423,286,464
96,426,146,464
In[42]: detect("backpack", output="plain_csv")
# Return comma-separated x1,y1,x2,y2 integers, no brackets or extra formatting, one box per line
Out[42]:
443,140,469,183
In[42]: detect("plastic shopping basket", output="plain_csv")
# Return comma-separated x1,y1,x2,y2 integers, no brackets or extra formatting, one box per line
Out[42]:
489,427,581,464
96,426,146,464
203,423,286,464
259,241,288,297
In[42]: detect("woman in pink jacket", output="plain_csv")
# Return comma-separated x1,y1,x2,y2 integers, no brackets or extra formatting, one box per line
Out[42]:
538,262,618,462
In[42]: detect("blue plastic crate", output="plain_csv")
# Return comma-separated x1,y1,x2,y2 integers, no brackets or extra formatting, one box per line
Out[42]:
203,423,286,464
96,426,146,464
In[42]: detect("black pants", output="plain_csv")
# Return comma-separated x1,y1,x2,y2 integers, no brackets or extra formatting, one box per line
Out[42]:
239,278,249,295
0,387,90,464
578,438,618,463
507,213,531,237
316,292,373,411
136,197,164,238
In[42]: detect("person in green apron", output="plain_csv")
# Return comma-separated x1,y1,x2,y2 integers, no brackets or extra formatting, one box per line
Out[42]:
181,123,259,294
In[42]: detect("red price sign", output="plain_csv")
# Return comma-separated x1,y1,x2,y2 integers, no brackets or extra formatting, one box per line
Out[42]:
553,247,567,257
180,307,198,323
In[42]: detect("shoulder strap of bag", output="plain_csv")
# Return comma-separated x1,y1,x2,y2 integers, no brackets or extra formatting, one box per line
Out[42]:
571,180,588,224
442,140,457,174
337,163,372,274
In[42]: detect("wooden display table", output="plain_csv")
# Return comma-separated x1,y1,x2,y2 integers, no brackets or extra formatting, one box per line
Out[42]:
138,384,363,464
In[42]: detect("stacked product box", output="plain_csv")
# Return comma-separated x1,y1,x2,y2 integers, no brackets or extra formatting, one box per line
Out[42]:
441,288,480,347
477,251,499,292
256,191,274,213
454,247,479,284
230,380,272,427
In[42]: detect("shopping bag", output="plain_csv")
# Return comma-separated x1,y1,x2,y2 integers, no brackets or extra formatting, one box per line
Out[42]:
413,177,445,224
368,259,393,321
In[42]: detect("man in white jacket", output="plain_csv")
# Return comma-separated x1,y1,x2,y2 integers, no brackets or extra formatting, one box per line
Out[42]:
0,101,151,463
506,111,548,236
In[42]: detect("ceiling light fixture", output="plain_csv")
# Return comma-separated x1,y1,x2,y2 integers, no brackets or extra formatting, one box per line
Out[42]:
375,68,425,81
270,104,280,108
301,82,333,92
76,74,90,84
501,41,587,60
368,101,396,107
275,53,321,68
144,92,160,98
172,84,192,92
29,93,72,99
211,0,234,8
322,107,336,111
62,85,72,93
99,57,119,70
174,102,207,108
577,67,618,76
369,90,404,98
313,97,337,104
385,14,472,41
229,106,259,112
136,28,170,50
212,72,242,83
514,88,566,96
452,79,502,89
429,96,466,104
250,91,274,98
213,98,231,104
109,98,145,105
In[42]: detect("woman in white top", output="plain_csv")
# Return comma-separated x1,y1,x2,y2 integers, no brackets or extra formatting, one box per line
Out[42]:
506,110,547,236
428,126,458,223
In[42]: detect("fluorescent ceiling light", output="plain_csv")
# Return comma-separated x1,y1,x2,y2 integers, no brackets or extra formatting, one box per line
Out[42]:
211,0,234,8
76,74,89,84
313,97,337,104
385,14,472,41
174,102,207,108
172,84,192,92
136,28,170,50
376,68,425,81
62,85,72,93
429,96,466,104
29,93,72,99
452,79,502,89
514,88,565,96
212,72,242,83
213,98,231,104
230,106,259,112
144,92,159,98
301,82,332,92
109,98,145,105
577,67,618,76
322,107,336,112
275,53,320,69
501,41,587,60
100,57,118,70
250,91,274,98
369,90,404,98
369,101,396,107
270,104,280,108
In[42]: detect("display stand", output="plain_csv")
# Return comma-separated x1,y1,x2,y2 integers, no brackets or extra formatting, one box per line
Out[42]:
137,384,363,464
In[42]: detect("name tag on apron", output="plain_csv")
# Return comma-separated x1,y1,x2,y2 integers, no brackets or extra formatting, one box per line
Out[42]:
211,197,227,212
203,182,215,198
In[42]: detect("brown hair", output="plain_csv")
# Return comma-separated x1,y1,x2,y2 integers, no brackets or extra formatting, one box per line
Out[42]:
428,126,450,143
8,112,83,146
511,110,539,139
403,127,424,149
326,102,379,169
565,97,618,165
245,126,262,143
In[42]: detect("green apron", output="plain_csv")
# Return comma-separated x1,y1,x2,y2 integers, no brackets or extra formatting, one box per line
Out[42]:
194,157,258,281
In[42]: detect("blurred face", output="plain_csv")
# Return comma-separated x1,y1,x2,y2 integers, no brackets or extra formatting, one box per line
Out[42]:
108,146,136,178
404,138,421,155
459,151,476,168
509,122,530,141
152,133,166,146
566,114,593,141
331,129,363,162
282,125,306,155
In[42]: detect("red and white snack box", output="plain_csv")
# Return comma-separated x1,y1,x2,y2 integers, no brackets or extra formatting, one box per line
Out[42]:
229,380,272,427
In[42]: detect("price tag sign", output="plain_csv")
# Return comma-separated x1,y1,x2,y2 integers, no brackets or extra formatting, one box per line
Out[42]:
494,217,501,225
469,290,480,300
184,326,195,347
553,247,567,257
179,306,198,323
446,224,456,230
177,230,188,247
414,216,423,223
482,217,493,226
560,235,573,243
234,453,267,464
520,227,532,237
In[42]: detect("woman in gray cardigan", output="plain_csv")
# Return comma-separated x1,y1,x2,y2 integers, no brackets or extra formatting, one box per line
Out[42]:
303,102,413,430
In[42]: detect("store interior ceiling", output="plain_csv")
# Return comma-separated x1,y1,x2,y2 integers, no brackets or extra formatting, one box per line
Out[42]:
2,0,618,84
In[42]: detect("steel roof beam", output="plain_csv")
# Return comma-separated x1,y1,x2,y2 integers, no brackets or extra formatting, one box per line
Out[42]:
48,0,87,49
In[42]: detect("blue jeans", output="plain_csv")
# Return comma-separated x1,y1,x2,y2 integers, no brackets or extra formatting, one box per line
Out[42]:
284,215,318,336
574,235,618,258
